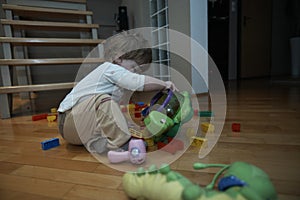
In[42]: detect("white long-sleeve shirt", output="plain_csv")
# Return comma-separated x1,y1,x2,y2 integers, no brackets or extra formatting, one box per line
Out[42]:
58,62,145,112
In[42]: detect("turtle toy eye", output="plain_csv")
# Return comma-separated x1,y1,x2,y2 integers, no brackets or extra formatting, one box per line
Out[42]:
160,119,166,124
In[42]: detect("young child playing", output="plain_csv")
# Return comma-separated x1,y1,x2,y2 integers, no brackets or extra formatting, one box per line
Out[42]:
58,31,177,154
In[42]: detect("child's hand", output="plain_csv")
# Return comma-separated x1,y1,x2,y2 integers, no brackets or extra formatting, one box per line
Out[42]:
165,81,178,91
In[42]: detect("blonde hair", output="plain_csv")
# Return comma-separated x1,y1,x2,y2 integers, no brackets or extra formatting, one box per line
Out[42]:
103,31,152,65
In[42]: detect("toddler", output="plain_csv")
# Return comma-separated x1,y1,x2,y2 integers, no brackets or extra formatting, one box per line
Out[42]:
58,31,177,153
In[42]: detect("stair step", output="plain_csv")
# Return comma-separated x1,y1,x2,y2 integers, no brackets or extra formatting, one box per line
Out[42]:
2,4,93,17
0,82,75,94
1,19,99,31
52,0,87,3
0,37,104,46
0,58,104,66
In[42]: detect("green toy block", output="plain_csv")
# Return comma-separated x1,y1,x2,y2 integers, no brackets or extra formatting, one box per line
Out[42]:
199,111,214,117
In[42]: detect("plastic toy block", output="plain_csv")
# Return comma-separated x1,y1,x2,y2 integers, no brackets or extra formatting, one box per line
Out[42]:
144,137,154,147
147,145,157,152
32,113,48,121
191,136,207,147
129,128,146,139
201,122,215,133
41,138,60,150
50,107,57,113
189,136,207,153
47,115,57,122
157,141,167,149
134,112,142,118
232,123,241,132
167,137,173,143
199,111,214,117
128,104,135,112
137,102,145,106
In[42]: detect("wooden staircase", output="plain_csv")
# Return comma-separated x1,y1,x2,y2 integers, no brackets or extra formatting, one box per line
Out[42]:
0,0,105,118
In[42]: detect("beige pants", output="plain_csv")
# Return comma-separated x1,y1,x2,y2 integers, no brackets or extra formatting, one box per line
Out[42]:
58,94,131,153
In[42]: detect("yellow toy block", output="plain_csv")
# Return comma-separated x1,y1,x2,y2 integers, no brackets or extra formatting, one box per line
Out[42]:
129,128,143,139
189,136,207,153
50,107,57,114
47,115,57,122
191,136,207,147
201,122,215,133
128,104,135,112
144,137,154,147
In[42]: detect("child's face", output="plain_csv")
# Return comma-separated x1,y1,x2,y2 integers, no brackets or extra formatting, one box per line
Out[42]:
118,59,138,72
115,58,150,74
117,59,149,74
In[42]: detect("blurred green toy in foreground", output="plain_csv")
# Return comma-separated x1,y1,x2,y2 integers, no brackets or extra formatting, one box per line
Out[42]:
123,161,277,200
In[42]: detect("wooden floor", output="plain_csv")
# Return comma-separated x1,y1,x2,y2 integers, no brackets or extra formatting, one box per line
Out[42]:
0,77,299,200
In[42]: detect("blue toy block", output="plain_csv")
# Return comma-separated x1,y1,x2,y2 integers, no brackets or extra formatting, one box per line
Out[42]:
41,138,60,150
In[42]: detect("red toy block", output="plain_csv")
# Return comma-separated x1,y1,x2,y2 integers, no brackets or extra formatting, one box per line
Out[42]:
157,142,167,149
167,137,173,143
134,112,142,118
232,123,241,132
32,113,48,121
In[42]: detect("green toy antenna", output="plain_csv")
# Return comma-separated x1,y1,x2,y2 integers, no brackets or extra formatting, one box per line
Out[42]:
193,163,230,190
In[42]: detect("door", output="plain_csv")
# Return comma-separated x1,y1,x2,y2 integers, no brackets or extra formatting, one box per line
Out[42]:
208,0,230,81
240,0,272,78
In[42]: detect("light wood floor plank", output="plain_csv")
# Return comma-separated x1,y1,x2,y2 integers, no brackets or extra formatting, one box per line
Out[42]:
0,78,299,199
0,188,60,200
0,174,74,198
62,185,129,200
0,162,23,174
4,154,99,172
11,165,122,189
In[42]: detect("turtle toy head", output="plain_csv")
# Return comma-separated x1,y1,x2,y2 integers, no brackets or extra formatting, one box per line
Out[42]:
143,89,193,137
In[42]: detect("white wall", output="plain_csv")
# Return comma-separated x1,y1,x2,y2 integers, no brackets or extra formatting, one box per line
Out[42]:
121,0,150,28
190,0,208,93
121,0,208,94
169,0,208,94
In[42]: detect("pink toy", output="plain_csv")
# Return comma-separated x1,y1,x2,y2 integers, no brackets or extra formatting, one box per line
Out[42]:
107,139,146,164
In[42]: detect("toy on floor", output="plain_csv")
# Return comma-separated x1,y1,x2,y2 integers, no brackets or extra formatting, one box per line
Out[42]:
134,89,193,152
201,122,215,133
41,138,60,150
32,113,48,121
143,89,193,137
232,123,241,132
107,139,146,164
122,161,278,200
108,89,193,163
32,108,58,122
